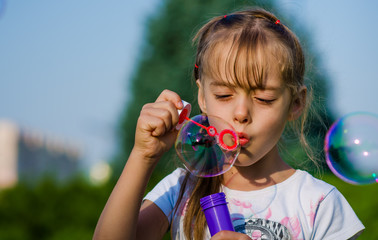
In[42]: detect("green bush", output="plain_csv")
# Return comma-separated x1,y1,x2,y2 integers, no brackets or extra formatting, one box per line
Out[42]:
0,177,112,240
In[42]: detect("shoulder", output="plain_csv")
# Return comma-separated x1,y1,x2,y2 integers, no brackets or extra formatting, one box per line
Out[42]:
145,168,187,199
143,168,186,220
293,170,365,239
293,170,335,198
280,170,338,219
143,168,188,223
159,167,187,184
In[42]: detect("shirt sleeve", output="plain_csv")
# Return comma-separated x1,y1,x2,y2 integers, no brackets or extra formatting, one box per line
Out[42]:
143,168,186,224
311,188,365,240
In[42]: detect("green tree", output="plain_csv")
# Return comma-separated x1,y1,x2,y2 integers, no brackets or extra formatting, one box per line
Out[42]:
0,177,113,240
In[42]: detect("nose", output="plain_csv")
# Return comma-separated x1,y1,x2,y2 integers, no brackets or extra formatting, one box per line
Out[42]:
233,98,251,124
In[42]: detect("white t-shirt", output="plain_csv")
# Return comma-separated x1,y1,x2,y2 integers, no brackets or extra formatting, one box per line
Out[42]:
144,168,364,240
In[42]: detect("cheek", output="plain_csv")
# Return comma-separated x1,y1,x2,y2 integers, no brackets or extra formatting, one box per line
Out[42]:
256,110,288,136
203,97,224,115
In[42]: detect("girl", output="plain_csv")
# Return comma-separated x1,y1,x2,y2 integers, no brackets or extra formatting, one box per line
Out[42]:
94,8,364,240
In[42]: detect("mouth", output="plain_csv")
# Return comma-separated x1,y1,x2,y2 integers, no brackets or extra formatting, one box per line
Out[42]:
237,132,250,147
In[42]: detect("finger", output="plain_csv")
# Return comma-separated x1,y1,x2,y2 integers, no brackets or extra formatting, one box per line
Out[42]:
144,101,180,128
138,111,169,137
149,117,169,137
145,107,176,133
155,89,183,110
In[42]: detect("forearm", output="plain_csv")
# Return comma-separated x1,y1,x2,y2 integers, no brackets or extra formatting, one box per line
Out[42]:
93,149,157,240
94,90,182,239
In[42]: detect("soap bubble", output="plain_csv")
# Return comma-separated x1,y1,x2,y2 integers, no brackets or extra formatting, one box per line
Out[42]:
175,114,240,177
324,112,378,184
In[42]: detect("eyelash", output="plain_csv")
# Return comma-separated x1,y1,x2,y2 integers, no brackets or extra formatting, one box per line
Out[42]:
215,94,276,104
215,94,232,100
255,98,275,104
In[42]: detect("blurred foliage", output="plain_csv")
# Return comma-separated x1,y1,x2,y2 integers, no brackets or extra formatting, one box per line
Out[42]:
0,177,113,240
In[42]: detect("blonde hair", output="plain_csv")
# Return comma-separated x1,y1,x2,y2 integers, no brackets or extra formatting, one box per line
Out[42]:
174,8,318,239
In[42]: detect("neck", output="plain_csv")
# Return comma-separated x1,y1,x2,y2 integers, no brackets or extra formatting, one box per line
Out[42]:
222,146,295,191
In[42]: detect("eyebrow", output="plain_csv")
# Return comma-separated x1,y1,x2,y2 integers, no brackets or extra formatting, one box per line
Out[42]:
209,81,234,88
209,80,282,91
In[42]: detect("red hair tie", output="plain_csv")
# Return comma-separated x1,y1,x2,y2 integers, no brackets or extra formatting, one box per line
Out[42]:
275,20,280,24
195,64,199,69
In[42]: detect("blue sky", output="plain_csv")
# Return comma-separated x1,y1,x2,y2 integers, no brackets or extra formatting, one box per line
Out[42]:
1,0,377,169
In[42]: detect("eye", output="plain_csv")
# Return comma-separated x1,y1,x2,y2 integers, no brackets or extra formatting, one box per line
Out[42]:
215,94,232,100
255,97,275,104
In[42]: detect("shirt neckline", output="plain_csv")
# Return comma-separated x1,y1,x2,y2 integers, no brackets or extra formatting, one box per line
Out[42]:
221,169,305,197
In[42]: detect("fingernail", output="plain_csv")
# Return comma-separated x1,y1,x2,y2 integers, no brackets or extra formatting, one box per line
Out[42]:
177,100,183,109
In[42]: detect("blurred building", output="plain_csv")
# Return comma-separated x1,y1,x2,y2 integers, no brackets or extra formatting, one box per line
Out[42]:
0,120,81,189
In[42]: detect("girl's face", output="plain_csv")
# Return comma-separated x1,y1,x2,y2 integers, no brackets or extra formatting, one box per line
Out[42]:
197,77,291,166
196,47,305,167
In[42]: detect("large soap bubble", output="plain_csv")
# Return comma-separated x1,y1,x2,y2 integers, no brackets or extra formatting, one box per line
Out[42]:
324,112,378,184
175,114,240,177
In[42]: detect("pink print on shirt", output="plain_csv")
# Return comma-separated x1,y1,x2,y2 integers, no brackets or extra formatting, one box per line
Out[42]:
229,198,304,239
280,216,301,240
215,194,326,239
230,198,255,215
308,194,325,227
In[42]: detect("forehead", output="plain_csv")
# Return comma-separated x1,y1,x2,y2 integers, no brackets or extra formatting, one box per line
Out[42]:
200,27,293,91
201,30,287,90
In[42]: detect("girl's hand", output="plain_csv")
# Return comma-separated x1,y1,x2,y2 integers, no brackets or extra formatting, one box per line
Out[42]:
211,230,252,240
132,89,183,166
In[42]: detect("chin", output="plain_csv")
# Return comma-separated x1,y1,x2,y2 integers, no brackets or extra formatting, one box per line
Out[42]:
234,153,258,167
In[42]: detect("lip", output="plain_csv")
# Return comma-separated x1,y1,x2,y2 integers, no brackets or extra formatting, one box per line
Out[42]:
237,132,250,147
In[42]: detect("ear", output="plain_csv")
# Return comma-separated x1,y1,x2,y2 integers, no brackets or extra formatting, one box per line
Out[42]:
288,86,307,121
196,79,207,114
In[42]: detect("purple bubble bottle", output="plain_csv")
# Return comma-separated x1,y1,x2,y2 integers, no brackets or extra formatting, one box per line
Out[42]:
200,192,235,236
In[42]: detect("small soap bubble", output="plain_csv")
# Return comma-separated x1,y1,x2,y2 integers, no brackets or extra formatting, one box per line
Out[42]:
324,112,378,184
175,115,240,177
